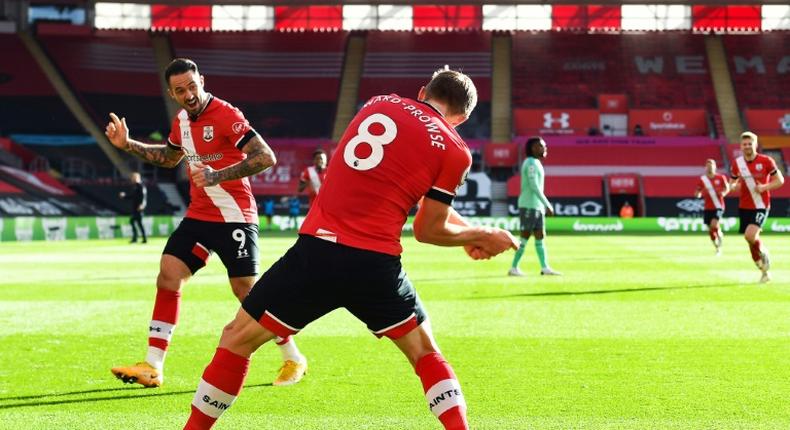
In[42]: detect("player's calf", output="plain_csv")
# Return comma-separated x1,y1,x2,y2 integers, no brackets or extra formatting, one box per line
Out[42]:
415,352,469,430
184,348,249,430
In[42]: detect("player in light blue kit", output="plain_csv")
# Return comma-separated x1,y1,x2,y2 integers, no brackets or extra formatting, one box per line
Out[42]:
509,136,562,277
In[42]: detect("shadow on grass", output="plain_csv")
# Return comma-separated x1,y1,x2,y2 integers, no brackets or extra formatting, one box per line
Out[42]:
0,383,271,409
412,275,506,284
474,282,747,299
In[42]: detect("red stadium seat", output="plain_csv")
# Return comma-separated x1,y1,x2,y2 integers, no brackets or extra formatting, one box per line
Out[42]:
724,34,790,110
512,33,717,112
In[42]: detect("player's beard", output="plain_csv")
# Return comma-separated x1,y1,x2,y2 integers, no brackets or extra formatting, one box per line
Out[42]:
184,95,203,116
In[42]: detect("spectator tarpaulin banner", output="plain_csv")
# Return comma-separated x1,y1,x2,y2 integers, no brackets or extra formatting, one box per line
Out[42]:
628,109,708,136
513,109,600,135
744,109,790,136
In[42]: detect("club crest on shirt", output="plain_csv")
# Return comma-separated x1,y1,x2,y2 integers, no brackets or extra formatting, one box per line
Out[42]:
203,126,214,142
756,164,763,171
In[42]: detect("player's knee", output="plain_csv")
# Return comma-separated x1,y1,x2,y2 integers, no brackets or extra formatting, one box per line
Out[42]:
156,271,182,291
218,319,268,357
397,331,440,367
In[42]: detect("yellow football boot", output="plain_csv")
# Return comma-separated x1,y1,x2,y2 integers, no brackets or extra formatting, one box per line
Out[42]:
273,359,307,386
111,362,162,388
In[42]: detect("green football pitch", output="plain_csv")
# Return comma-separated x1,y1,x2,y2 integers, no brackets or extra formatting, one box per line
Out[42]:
1,234,788,430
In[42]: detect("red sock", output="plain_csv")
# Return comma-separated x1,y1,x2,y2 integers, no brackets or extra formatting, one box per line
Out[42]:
749,240,762,262
184,348,250,430
708,229,717,242
415,353,468,430
149,288,181,352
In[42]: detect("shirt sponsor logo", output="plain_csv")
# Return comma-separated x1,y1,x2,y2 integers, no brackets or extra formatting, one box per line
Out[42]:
185,153,223,163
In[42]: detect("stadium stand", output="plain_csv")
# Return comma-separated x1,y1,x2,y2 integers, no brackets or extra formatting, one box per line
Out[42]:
0,33,82,134
9,135,116,179
512,33,716,111
170,31,346,137
724,33,790,110
37,29,167,136
359,31,492,138
0,164,113,216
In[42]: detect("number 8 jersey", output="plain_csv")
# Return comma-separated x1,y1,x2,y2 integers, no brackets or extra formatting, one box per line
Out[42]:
300,94,472,256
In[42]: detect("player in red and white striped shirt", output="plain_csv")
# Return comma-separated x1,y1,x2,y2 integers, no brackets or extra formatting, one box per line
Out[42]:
694,159,730,255
729,132,785,283
105,59,308,388
298,149,328,206
182,68,518,430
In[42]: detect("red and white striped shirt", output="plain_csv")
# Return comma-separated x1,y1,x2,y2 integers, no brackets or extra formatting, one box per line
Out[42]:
299,165,327,205
167,95,259,224
696,173,728,210
730,154,778,210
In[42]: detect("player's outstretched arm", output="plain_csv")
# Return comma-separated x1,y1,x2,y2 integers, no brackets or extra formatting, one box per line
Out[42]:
414,197,518,257
757,170,785,193
193,135,276,188
105,113,183,168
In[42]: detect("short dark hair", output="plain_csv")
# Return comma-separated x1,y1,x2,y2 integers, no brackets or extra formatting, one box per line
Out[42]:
424,66,477,118
313,149,326,157
525,136,543,157
164,58,199,84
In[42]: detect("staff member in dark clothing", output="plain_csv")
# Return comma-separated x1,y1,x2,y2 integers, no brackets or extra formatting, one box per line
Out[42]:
120,171,147,243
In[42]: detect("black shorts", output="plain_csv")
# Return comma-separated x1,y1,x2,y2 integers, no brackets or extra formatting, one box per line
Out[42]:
163,218,259,277
242,235,427,340
738,208,769,234
519,208,544,232
703,209,724,225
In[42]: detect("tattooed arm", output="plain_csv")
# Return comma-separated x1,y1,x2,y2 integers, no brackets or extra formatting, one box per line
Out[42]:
105,113,183,168
191,134,277,188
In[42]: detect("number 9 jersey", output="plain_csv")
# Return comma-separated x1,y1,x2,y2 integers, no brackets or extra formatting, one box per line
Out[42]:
299,94,472,256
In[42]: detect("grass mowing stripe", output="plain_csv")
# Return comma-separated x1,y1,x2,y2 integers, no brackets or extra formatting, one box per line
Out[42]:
0,235,788,429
